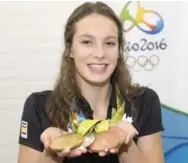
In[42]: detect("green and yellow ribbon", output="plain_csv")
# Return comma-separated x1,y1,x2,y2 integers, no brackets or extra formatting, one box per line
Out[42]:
68,86,125,136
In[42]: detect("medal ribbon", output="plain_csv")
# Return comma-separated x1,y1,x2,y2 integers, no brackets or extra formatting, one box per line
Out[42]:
68,86,125,136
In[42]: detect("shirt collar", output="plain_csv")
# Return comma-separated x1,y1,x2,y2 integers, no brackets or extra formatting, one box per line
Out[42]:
76,82,117,110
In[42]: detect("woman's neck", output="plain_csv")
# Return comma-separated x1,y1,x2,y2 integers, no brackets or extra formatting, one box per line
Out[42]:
77,77,112,112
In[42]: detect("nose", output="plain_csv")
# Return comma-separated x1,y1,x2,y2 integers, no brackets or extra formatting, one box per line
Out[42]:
93,44,105,59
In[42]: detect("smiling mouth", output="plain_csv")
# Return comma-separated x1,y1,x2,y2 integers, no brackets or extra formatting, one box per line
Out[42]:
88,64,107,68
88,64,108,73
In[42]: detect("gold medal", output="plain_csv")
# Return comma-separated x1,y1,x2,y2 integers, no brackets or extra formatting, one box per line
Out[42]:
79,132,95,148
50,133,84,151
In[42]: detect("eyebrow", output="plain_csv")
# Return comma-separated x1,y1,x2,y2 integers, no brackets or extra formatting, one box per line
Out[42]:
77,34,118,40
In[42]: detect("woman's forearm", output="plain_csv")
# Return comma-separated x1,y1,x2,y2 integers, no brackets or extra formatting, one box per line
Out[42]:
118,140,147,163
38,150,63,163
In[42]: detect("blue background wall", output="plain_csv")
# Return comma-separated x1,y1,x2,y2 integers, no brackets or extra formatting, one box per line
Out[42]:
162,105,188,162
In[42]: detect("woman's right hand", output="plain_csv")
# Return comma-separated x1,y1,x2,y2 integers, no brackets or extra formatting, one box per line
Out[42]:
40,127,87,159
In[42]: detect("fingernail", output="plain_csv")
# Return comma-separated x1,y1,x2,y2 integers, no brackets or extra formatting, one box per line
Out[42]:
79,146,85,150
76,150,82,156
110,149,117,153
79,146,86,153
88,149,92,153
65,148,70,153
125,138,129,144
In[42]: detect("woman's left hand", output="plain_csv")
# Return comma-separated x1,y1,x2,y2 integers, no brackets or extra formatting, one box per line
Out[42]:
114,121,138,144
98,121,138,156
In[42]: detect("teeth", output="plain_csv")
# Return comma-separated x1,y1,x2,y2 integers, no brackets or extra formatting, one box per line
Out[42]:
89,64,106,68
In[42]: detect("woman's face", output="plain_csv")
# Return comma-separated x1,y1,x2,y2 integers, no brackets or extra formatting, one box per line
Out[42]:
71,13,119,85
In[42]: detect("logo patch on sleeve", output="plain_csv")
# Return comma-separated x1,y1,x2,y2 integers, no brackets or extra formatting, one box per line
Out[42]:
20,120,28,139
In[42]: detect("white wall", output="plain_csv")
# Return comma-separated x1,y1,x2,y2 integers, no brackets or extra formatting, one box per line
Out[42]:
0,1,83,162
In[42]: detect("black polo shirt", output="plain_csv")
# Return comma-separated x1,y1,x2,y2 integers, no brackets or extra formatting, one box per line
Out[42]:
18,86,164,163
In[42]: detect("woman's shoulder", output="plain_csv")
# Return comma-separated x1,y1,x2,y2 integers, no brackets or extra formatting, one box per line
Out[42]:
22,90,53,122
144,87,159,98
131,87,163,136
132,86,160,106
28,90,52,99
25,90,53,107
19,90,53,151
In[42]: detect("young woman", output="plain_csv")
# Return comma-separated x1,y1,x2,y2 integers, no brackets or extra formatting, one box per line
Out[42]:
17,1,164,163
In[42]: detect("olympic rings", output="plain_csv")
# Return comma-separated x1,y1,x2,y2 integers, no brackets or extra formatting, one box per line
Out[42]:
126,55,160,71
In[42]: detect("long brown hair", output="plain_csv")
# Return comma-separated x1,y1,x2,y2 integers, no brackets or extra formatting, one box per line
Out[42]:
46,1,144,130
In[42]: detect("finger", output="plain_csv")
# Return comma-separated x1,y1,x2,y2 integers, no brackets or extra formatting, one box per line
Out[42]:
40,131,53,149
59,129,67,136
125,131,135,144
57,148,70,157
125,132,133,144
125,136,130,144
68,149,82,158
98,151,107,157
78,146,87,154
43,149,52,157
88,149,93,153
109,122,118,127
109,148,118,153
98,149,109,157
41,137,51,149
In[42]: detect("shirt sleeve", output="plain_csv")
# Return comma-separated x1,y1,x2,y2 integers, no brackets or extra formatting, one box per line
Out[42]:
138,88,164,137
18,93,44,152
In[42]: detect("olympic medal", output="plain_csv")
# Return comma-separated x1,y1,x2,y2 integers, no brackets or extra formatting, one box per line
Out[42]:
79,132,95,148
50,133,84,151
89,126,126,152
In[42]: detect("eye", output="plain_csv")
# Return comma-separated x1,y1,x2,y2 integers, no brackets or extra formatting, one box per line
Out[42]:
106,41,116,46
81,40,92,44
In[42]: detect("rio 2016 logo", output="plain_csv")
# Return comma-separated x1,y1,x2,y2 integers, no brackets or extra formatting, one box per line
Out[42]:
119,1,168,71
120,1,164,34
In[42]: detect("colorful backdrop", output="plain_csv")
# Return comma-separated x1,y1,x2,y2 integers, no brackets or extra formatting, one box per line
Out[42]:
116,1,188,162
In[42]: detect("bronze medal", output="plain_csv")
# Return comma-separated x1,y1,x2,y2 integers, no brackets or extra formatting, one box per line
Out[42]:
89,126,126,152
